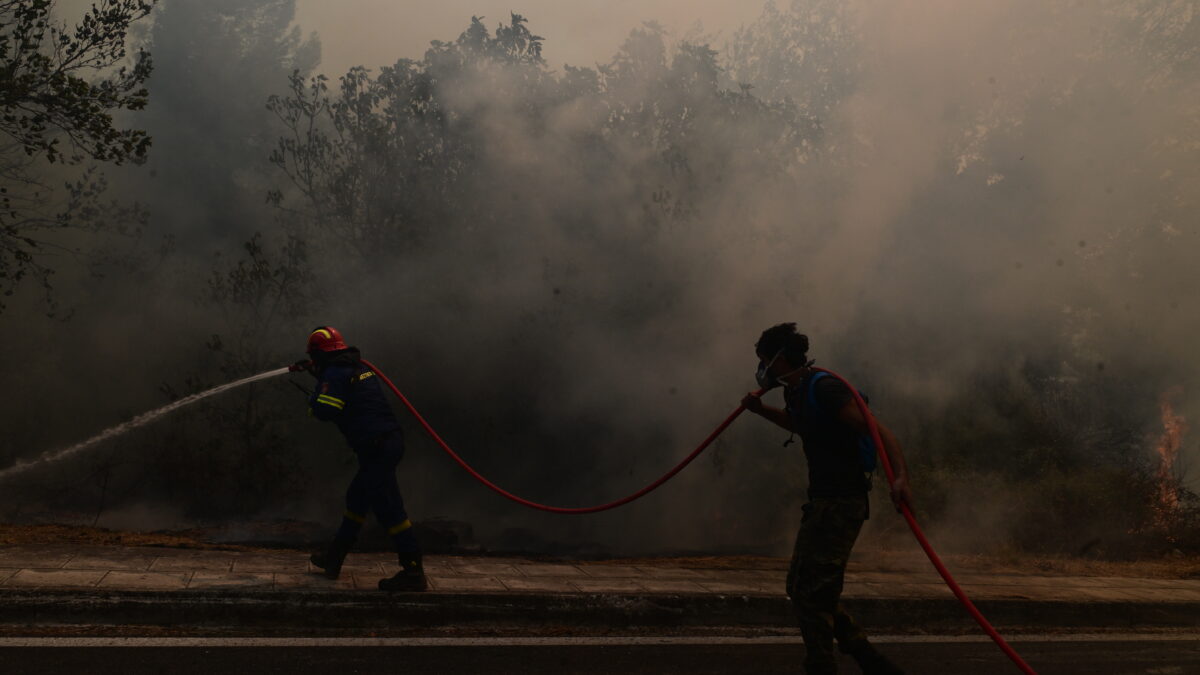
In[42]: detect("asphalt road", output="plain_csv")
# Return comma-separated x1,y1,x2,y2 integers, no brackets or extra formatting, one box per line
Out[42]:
2,636,1198,674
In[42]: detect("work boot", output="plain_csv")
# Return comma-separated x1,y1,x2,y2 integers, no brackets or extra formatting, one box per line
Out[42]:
846,642,904,675
378,553,427,592
310,539,352,580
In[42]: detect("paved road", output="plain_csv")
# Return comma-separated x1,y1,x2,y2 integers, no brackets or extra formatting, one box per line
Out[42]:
5,545,1200,636
3,636,1197,674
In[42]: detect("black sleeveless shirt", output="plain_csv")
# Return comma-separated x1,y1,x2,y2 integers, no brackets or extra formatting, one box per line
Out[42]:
783,374,871,497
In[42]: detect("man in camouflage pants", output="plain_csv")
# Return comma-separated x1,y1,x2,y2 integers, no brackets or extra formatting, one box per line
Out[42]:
743,323,912,675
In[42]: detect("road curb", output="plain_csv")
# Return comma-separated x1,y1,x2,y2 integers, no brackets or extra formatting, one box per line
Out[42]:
2,589,1198,632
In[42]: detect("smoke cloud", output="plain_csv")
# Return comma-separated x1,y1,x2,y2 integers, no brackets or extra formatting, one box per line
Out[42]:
2,0,1197,558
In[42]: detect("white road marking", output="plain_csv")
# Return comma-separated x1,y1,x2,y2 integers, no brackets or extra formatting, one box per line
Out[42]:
0,634,1195,647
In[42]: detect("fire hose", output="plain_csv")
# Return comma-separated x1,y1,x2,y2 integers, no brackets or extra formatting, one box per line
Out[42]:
347,359,1037,674
359,359,748,514
812,367,1038,675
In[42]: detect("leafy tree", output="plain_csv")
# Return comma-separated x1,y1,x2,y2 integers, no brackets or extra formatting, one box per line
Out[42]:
205,233,318,367
0,155,147,315
0,0,155,313
268,14,546,259
154,233,319,516
268,14,812,263
0,0,154,164
727,0,860,129
139,0,319,241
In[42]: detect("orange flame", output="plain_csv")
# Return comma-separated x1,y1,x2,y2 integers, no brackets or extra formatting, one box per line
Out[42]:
1152,387,1187,531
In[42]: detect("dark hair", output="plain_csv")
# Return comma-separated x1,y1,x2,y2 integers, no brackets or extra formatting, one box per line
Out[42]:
755,322,810,364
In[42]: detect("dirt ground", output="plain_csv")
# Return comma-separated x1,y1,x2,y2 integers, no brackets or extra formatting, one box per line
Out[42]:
0,523,264,552
2,522,1198,579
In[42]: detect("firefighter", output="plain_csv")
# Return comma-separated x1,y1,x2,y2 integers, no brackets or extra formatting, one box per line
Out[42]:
741,323,910,675
302,326,426,592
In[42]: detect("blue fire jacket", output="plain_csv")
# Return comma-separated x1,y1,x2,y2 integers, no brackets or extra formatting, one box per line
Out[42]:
309,348,402,449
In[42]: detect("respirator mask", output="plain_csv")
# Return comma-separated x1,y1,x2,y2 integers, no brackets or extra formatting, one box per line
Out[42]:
755,350,785,390
755,349,809,390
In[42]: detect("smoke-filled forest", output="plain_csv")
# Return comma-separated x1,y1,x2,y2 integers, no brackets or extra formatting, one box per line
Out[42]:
1,0,1198,559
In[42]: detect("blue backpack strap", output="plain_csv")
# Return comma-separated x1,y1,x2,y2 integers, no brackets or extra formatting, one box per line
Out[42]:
858,434,878,474
806,371,831,413
807,372,877,475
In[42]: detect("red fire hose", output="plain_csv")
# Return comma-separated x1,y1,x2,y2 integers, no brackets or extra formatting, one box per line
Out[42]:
361,359,754,514
358,359,1037,673
814,367,1038,675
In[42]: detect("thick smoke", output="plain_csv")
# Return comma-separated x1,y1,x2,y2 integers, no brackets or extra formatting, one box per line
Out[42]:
2,0,1197,558
296,0,766,77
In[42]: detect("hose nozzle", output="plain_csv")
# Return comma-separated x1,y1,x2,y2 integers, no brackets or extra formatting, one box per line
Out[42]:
288,359,313,373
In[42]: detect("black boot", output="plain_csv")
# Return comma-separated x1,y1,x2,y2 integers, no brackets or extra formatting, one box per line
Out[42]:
310,539,352,580
378,553,427,592
846,641,904,675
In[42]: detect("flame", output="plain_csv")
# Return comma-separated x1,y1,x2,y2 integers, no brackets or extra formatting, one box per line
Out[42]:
1152,387,1187,532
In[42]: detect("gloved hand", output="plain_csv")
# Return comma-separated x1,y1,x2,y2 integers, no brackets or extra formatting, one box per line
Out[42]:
289,359,315,376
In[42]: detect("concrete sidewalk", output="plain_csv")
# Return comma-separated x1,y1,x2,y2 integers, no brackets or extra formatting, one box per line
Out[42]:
1,544,1198,632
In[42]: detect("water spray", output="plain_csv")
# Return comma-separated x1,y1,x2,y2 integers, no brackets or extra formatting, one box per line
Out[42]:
0,367,292,483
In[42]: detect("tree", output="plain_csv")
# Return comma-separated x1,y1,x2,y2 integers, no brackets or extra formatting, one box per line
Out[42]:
0,0,154,164
0,153,147,315
267,14,546,259
727,0,860,130
139,0,319,242
268,14,813,262
154,232,319,516
0,0,155,313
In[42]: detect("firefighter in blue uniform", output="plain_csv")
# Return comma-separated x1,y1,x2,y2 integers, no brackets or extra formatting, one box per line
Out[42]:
302,326,426,592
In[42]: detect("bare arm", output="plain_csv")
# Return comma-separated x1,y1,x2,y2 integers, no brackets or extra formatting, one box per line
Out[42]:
836,401,913,512
741,392,796,433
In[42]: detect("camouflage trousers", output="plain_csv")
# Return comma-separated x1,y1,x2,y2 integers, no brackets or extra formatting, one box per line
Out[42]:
786,494,870,675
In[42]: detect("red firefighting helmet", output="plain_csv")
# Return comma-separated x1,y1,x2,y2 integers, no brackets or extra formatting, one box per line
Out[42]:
307,326,348,354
